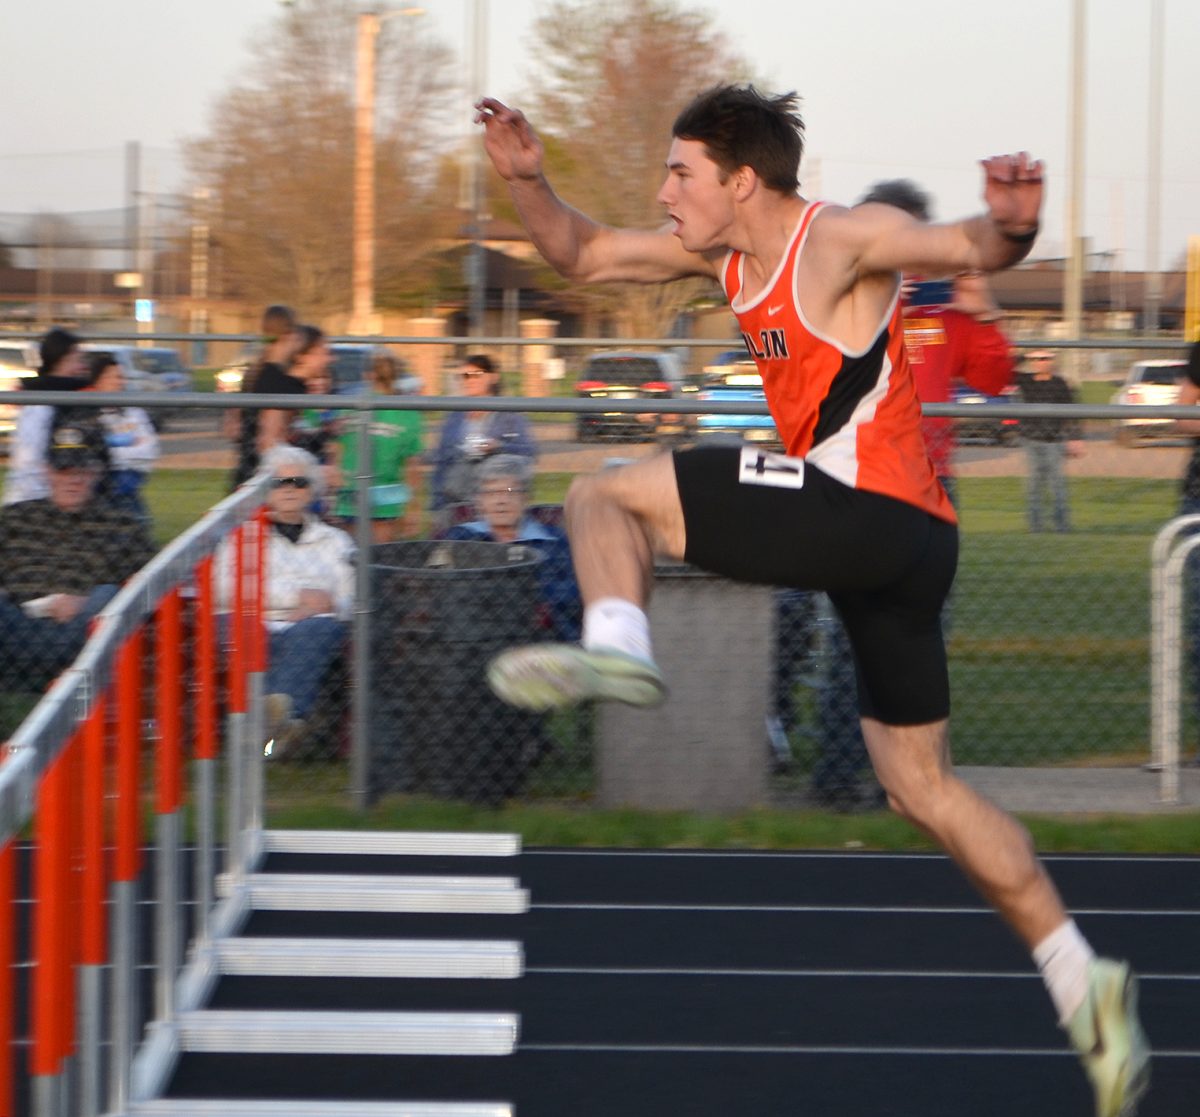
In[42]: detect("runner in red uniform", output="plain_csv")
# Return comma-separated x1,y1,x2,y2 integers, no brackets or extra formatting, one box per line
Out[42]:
475,86,1147,1116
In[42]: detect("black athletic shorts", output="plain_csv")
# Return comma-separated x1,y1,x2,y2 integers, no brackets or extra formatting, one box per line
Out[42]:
673,445,958,725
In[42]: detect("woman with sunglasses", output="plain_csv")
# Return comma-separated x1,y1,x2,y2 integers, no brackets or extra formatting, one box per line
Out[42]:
429,353,536,522
216,445,354,757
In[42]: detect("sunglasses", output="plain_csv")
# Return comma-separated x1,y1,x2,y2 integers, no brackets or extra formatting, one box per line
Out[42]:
271,475,312,489
462,370,487,379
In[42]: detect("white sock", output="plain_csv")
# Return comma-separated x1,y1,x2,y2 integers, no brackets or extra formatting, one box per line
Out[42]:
582,597,654,663
1032,919,1096,1025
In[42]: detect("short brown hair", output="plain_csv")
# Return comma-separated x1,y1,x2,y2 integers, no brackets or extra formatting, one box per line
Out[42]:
672,85,804,194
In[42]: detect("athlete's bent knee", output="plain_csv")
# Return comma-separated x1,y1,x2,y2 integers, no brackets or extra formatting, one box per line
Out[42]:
565,471,609,521
877,764,953,830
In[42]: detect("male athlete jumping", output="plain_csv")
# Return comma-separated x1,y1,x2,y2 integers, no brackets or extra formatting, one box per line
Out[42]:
475,86,1148,1116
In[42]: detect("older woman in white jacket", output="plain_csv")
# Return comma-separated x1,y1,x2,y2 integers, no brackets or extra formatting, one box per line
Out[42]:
217,445,354,749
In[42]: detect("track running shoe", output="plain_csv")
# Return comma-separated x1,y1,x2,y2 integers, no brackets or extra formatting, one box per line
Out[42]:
487,644,667,711
1066,958,1151,1117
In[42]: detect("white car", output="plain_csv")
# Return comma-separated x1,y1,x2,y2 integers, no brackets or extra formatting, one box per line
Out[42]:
1110,359,1186,446
0,341,39,455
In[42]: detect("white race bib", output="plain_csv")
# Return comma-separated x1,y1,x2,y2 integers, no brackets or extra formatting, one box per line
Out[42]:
738,446,806,489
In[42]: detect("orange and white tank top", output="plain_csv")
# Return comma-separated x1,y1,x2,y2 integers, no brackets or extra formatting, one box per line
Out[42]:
721,202,956,524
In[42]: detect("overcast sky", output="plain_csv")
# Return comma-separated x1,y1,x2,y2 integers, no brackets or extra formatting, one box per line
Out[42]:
2,0,1196,270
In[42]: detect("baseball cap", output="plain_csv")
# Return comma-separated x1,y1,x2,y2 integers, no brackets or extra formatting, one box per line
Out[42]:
47,426,103,470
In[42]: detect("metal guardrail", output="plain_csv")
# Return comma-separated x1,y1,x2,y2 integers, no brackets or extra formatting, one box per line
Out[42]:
1,472,270,1117
1149,514,1200,804
0,330,1193,352
4,387,1200,424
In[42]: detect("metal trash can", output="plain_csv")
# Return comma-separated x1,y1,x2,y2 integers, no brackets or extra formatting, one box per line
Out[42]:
370,540,543,803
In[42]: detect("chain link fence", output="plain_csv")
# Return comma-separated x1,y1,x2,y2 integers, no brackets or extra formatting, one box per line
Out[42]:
1,386,1197,819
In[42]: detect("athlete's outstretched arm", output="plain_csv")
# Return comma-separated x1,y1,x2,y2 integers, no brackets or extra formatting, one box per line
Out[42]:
474,97,713,285
827,152,1045,280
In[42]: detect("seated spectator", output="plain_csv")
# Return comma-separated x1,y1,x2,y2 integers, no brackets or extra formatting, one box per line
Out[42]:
216,445,354,756
442,453,581,641
430,354,536,520
87,352,160,523
3,326,92,506
0,425,155,691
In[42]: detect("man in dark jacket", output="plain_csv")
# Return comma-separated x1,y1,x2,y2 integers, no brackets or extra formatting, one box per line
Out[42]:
0,425,155,689
1017,350,1084,532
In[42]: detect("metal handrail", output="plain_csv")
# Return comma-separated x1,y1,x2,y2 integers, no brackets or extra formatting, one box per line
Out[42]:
1,472,269,1117
1149,514,1200,804
4,386,1200,423
0,329,1192,352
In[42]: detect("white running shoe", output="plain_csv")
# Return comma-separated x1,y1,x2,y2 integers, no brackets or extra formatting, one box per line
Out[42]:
1066,958,1151,1117
487,644,667,711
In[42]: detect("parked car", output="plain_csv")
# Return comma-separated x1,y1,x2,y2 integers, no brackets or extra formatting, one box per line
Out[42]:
574,351,687,442
694,356,780,446
951,382,1021,445
0,341,39,455
215,349,256,393
327,343,422,396
1110,358,1186,446
82,344,194,429
215,343,421,396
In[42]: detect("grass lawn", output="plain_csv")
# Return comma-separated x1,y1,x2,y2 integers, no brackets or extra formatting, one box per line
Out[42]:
4,461,1198,851
255,768,1200,853
145,469,230,545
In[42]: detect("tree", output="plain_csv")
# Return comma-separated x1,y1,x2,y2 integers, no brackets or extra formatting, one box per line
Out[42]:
186,0,456,317
519,0,756,338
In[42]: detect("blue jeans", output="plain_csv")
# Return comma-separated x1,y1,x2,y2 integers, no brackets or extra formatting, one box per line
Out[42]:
266,616,348,718
0,584,119,691
1024,440,1070,532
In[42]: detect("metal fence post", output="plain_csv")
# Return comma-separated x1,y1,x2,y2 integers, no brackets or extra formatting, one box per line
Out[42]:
351,402,374,809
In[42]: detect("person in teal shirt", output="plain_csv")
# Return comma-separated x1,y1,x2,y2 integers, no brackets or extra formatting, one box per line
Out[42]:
336,352,424,542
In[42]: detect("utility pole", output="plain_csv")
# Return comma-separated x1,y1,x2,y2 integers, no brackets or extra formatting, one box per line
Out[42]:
351,10,381,337
1063,0,1086,368
466,0,488,338
1145,0,1165,335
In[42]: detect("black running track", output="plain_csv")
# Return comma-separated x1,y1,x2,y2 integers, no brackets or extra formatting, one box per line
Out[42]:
168,849,1199,1117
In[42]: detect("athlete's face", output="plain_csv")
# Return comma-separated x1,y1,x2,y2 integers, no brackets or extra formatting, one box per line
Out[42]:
657,138,734,252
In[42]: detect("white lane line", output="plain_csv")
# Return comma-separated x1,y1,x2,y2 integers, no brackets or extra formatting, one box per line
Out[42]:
534,902,1200,916
519,1042,1200,1058
525,966,1200,981
526,850,1200,864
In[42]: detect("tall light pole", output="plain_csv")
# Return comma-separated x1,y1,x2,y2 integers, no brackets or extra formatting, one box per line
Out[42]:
351,10,381,337
350,7,424,337
1145,0,1165,335
349,3,487,338
1063,0,1086,356
465,0,488,338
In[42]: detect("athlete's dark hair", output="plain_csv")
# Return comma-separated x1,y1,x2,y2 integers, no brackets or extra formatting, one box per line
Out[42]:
672,85,804,194
858,179,932,223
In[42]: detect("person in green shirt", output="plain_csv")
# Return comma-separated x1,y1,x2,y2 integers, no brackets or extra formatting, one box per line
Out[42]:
335,351,424,542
